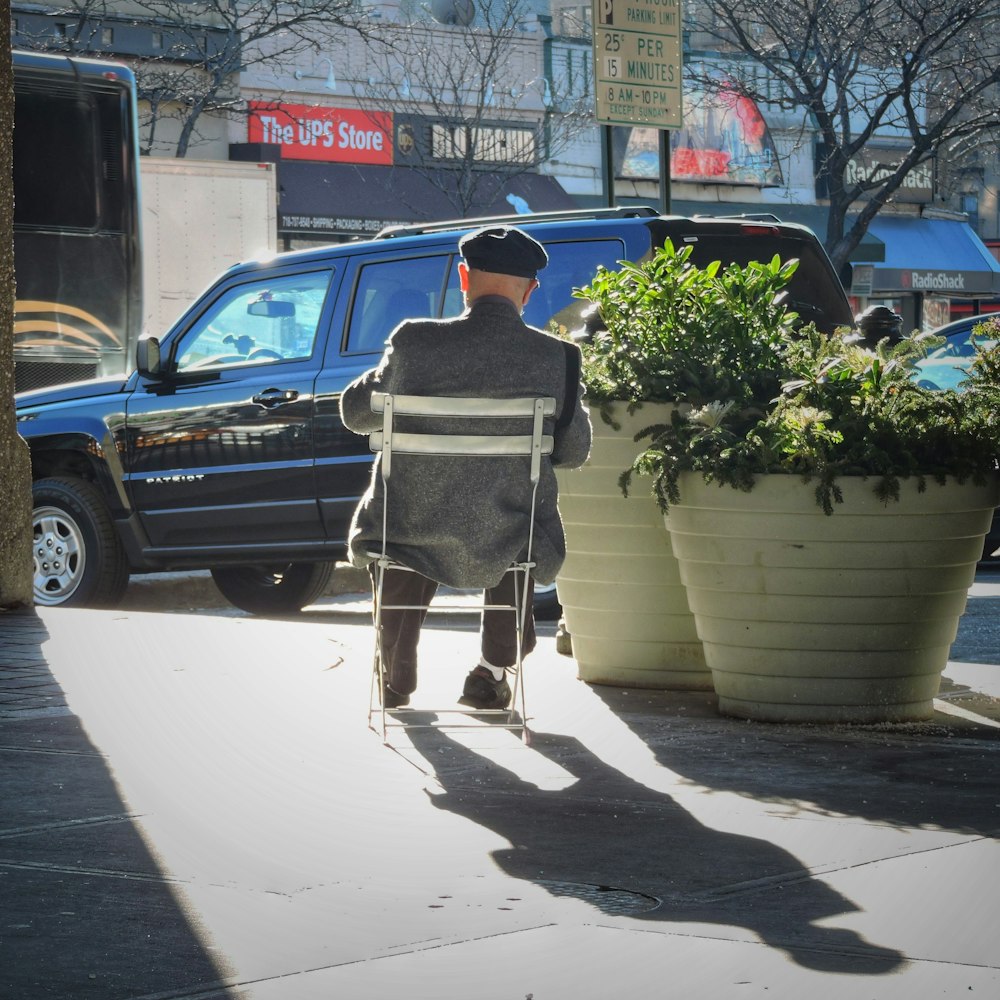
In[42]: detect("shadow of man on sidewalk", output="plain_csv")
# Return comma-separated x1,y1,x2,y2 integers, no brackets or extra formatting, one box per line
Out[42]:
404,722,904,976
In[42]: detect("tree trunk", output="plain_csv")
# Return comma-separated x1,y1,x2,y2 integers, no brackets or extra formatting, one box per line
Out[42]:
0,1,34,609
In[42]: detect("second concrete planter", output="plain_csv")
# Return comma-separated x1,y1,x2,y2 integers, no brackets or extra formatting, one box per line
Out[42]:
556,402,710,690
666,472,1000,722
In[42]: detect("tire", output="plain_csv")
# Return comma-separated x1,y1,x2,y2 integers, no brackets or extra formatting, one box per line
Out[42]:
532,580,562,621
32,477,129,608
210,562,335,616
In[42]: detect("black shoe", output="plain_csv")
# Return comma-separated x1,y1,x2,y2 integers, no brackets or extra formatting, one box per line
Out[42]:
380,679,410,709
458,666,512,710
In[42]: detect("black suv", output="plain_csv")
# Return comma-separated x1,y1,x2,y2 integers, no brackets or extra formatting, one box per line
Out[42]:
15,207,854,616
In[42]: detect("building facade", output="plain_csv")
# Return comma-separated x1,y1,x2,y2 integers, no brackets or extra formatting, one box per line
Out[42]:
12,0,1000,328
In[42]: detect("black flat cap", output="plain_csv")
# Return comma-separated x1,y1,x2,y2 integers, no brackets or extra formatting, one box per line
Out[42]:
459,225,548,279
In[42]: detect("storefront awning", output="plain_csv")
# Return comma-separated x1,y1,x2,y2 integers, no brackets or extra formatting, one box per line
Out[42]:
865,216,1000,297
277,162,578,237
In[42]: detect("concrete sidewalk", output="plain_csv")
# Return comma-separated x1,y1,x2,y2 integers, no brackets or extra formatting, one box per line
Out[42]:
2,577,999,999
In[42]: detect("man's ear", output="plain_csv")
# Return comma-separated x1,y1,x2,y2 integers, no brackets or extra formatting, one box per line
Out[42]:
521,278,539,307
458,261,470,292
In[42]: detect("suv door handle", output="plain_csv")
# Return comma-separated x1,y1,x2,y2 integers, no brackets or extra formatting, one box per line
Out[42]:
252,388,300,407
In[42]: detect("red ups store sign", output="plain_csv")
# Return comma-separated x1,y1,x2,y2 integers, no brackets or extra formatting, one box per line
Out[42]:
248,102,393,164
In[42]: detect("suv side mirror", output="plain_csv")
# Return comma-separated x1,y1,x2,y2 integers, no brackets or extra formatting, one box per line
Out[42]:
136,336,162,376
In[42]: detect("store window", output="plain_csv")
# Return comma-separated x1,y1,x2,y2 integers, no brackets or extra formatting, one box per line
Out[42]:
557,5,592,37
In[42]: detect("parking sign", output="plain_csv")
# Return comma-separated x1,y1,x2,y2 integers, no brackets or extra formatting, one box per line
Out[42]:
592,0,683,128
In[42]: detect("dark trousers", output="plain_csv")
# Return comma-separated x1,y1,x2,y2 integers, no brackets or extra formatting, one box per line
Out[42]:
370,565,536,695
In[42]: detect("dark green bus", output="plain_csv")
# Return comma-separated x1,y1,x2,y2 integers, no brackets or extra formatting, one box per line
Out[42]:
13,49,142,392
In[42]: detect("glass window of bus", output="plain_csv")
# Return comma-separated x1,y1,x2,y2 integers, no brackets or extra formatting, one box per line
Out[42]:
14,90,99,231
174,271,332,373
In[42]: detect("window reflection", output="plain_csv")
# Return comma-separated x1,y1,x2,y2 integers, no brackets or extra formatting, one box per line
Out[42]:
176,270,331,372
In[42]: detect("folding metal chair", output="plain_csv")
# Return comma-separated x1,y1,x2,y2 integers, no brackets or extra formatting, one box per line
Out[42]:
365,391,555,743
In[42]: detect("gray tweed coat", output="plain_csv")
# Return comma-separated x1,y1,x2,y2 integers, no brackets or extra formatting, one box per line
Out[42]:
340,295,592,589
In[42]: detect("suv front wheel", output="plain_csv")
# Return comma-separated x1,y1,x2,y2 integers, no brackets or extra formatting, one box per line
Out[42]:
210,562,336,615
32,477,129,607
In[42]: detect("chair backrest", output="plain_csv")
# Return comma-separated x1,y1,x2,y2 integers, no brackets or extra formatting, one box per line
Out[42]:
368,393,555,482
368,392,556,566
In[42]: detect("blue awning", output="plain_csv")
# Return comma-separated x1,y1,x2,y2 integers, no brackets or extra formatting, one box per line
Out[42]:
865,217,1000,297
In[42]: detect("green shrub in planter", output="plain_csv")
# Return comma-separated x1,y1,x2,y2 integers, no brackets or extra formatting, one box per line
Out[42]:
575,239,799,409
631,324,1000,515
579,239,1000,508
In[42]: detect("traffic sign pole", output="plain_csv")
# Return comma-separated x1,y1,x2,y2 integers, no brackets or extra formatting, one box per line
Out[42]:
601,126,614,208
659,127,670,214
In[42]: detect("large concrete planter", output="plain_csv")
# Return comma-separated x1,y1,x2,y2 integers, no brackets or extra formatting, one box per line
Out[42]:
666,472,1000,722
555,402,710,689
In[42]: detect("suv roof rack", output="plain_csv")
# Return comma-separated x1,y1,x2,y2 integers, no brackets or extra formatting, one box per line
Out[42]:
691,212,784,223
374,205,660,240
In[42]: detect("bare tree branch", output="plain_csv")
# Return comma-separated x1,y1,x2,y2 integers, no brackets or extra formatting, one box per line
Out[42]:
686,0,1000,271
345,0,591,217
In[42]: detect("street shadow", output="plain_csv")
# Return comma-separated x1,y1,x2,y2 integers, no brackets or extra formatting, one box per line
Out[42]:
582,571,1000,842
589,686,1000,839
0,608,237,1000
404,722,904,976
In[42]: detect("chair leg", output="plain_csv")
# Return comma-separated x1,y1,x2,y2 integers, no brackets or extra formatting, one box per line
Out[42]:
368,634,382,738
369,562,389,741
370,637,385,740
510,566,531,742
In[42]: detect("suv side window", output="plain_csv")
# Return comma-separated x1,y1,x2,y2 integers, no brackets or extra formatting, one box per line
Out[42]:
345,255,450,354
174,270,332,373
442,238,625,333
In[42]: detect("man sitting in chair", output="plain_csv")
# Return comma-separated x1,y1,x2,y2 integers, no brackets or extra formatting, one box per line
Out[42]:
339,225,592,710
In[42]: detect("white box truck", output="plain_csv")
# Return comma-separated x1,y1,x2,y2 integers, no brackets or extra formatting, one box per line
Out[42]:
140,158,278,339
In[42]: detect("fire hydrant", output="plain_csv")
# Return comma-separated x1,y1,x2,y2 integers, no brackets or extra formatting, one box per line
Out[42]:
853,305,904,348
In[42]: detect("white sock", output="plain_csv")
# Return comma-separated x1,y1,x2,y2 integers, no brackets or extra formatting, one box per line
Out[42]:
478,657,507,681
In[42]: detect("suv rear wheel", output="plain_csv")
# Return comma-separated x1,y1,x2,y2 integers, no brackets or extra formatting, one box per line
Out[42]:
210,562,335,615
32,477,129,607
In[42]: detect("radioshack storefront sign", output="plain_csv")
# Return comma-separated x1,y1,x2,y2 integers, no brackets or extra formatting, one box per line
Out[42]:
877,267,997,296
902,270,968,292
248,103,393,164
